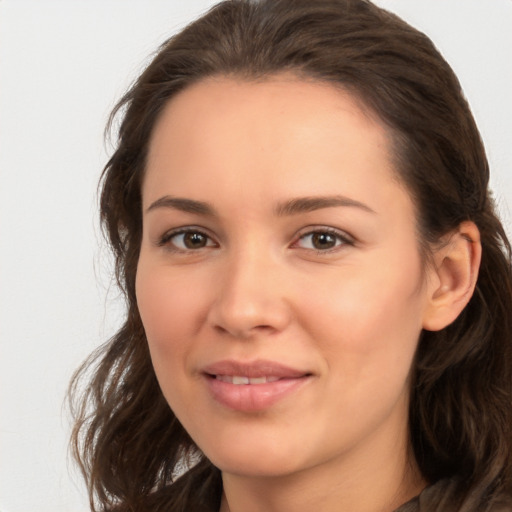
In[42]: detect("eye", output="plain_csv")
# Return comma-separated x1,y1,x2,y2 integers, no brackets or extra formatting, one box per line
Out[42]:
294,228,353,252
159,228,216,251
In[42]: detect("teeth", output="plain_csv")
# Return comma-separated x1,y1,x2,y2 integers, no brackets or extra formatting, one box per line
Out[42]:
216,375,280,385
249,377,267,384
232,376,250,385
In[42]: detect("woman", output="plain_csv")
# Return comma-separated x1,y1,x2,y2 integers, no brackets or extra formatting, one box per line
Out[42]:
69,0,512,511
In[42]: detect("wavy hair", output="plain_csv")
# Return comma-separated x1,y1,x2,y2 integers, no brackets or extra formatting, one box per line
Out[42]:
69,0,512,510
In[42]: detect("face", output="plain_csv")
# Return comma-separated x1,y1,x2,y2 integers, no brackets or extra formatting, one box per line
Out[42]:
136,77,435,479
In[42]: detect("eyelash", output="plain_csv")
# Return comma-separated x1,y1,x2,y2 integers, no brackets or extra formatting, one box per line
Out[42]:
293,227,355,253
157,227,216,252
157,226,354,254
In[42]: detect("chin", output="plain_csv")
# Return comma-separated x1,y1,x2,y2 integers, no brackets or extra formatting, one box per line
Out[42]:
200,434,313,478
213,455,303,479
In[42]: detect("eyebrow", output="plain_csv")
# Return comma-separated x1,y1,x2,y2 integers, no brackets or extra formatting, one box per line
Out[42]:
145,194,375,216
275,195,376,216
146,196,215,216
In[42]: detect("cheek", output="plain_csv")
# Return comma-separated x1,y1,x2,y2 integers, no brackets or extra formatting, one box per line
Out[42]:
135,262,212,425
135,261,207,377
303,252,426,385
309,260,426,446
137,256,207,327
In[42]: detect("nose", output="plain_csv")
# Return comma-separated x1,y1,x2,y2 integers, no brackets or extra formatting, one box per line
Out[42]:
207,248,292,339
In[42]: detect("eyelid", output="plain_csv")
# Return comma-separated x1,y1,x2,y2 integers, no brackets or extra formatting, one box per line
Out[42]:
157,225,218,251
291,225,356,252
154,224,355,254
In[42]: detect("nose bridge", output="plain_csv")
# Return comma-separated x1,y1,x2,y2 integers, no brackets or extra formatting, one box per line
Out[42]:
209,237,290,337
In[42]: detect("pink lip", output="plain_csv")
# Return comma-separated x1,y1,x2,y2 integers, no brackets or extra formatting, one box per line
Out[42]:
202,359,312,412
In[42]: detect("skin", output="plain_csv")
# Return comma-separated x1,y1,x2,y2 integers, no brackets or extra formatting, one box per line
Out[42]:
135,76,473,512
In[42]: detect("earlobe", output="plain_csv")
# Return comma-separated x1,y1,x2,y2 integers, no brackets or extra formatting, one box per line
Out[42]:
422,221,482,332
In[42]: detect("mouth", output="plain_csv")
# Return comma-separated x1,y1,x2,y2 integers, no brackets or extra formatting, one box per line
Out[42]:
213,375,281,385
202,360,312,412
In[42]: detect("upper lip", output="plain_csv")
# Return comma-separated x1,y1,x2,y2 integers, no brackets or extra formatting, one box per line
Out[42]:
202,359,310,379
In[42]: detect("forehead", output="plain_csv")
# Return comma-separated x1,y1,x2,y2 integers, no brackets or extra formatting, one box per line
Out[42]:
143,76,410,218
148,75,390,162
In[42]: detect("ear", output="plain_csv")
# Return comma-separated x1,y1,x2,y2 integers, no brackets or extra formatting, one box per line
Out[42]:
422,221,482,332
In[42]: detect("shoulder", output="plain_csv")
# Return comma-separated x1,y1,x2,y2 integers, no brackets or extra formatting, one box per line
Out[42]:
488,495,512,512
395,479,512,512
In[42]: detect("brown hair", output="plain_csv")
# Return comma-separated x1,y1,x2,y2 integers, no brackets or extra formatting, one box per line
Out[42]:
69,0,512,510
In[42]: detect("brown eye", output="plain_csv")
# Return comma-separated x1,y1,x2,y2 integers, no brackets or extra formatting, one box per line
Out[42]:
160,229,216,251
296,229,353,251
311,232,337,250
182,232,208,249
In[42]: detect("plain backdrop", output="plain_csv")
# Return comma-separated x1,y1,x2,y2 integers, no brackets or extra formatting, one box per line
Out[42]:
1,1,511,511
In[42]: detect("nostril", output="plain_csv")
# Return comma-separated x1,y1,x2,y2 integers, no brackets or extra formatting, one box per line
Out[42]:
213,323,275,338
253,324,274,331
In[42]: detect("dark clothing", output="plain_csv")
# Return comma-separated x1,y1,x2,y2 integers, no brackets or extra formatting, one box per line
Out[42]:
396,479,512,512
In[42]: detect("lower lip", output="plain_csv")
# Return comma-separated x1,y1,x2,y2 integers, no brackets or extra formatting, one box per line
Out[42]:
205,375,310,412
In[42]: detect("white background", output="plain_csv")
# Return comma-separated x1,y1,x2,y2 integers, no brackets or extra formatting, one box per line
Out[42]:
0,1,511,511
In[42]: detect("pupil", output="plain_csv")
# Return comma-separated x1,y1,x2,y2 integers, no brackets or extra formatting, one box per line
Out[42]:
313,232,335,249
184,232,206,249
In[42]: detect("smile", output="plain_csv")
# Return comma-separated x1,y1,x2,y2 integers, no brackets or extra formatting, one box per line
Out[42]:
214,375,281,385
202,360,312,412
